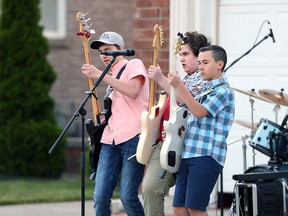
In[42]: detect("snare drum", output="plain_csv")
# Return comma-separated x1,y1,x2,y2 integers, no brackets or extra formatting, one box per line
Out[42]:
251,118,280,157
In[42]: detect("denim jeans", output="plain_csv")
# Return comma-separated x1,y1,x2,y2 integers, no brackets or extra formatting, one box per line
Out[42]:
93,135,145,216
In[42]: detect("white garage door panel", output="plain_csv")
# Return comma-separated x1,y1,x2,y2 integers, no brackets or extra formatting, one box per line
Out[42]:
219,1,288,193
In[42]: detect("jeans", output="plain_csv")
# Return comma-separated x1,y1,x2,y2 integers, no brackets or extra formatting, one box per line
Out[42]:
93,135,145,216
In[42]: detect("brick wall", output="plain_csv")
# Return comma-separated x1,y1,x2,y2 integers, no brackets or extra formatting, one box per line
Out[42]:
133,0,170,75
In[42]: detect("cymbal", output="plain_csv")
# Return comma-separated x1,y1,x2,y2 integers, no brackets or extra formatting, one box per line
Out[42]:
258,89,288,106
234,119,258,130
232,87,272,103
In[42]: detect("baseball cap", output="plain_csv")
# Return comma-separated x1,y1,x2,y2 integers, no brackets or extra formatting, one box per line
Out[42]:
90,31,125,50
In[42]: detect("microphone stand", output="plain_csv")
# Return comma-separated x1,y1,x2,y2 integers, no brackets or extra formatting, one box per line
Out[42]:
224,33,271,73
219,33,272,216
48,57,116,216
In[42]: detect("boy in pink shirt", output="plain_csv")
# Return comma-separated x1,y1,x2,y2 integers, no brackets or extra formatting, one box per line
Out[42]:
81,31,149,216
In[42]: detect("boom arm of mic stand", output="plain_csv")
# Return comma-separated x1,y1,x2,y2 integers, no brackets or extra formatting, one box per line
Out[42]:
223,34,270,73
48,57,116,154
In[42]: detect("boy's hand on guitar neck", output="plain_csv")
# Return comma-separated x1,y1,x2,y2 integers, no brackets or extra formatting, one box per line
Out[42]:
147,64,171,94
81,63,103,79
147,65,164,82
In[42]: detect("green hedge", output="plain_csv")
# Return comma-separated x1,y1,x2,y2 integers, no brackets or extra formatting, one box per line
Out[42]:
0,0,66,178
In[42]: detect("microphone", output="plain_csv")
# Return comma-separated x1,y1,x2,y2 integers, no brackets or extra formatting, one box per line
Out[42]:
100,49,135,57
267,21,276,43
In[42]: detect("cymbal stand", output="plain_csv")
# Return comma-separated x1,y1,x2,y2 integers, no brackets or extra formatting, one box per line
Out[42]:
228,134,250,171
249,96,256,166
273,104,281,124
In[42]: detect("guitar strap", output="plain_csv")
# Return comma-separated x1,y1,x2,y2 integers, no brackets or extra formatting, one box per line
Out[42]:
104,64,127,98
194,82,226,101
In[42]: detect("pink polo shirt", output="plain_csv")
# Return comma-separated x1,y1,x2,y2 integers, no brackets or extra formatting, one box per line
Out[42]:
101,59,149,145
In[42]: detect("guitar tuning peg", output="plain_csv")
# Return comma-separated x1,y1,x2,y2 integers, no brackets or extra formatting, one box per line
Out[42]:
86,32,91,38
90,29,96,34
86,17,91,22
83,12,88,17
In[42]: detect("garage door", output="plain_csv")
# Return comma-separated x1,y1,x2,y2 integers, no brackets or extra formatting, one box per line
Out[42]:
219,0,288,193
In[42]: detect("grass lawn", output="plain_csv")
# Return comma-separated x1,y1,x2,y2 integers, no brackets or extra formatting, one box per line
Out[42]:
0,175,120,205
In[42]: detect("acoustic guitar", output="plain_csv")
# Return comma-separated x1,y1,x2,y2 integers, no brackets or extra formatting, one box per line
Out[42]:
76,12,104,179
136,24,167,165
160,33,188,173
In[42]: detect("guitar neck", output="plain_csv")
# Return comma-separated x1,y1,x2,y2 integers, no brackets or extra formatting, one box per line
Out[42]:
148,46,159,113
81,33,101,123
169,54,178,112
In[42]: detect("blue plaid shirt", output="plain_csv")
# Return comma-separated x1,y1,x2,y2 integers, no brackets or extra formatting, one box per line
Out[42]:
182,70,206,97
182,76,235,166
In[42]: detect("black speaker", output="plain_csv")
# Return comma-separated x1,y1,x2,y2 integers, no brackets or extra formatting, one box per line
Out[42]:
235,180,286,216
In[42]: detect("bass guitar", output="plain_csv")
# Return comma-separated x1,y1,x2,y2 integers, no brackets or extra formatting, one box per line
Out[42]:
136,24,167,165
160,33,188,173
76,12,105,179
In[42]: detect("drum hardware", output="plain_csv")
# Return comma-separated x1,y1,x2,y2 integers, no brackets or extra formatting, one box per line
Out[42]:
267,130,282,165
228,134,250,171
233,87,272,166
273,104,281,124
249,90,257,166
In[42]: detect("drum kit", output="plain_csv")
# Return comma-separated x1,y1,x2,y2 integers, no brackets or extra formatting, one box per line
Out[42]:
227,88,288,216
232,87,288,170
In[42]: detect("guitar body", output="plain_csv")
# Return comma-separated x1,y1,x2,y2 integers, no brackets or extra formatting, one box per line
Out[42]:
160,33,188,173
86,96,111,175
86,119,105,174
160,105,188,173
136,93,167,164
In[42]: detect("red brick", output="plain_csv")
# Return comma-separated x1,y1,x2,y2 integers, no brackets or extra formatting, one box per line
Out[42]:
161,8,170,17
135,0,153,7
133,29,154,40
134,8,160,18
133,19,164,29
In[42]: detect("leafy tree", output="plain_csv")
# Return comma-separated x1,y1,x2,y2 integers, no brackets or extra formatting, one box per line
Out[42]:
0,0,66,178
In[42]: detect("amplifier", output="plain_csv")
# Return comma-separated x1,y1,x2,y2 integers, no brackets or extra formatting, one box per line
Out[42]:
235,180,286,216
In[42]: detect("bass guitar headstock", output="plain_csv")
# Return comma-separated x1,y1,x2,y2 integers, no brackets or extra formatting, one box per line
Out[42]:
76,12,95,41
76,12,100,121
172,32,188,55
153,24,164,54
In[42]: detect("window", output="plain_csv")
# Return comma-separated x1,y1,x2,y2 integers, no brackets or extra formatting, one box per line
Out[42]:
39,0,66,39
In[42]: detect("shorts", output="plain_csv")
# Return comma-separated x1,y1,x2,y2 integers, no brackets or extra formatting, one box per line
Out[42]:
173,156,223,211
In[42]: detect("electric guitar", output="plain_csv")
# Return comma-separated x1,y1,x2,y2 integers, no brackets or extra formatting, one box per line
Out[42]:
76,12,104,179
136,24,167,165
160,33,188,173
